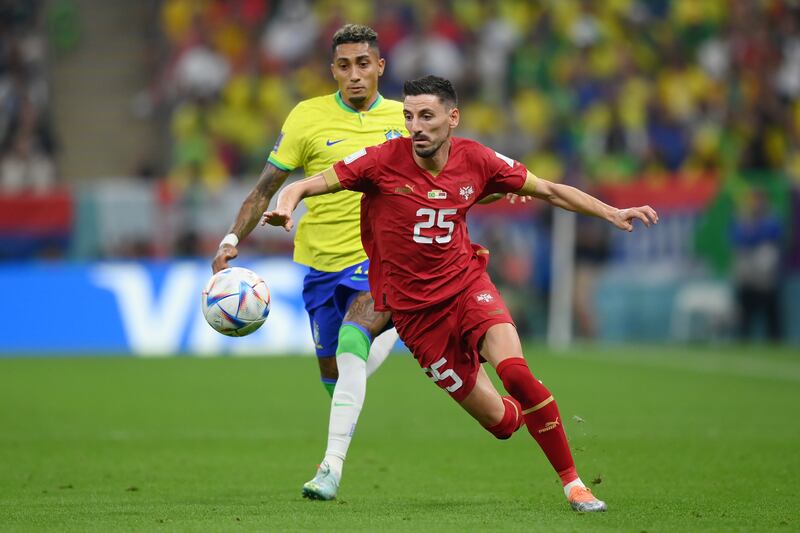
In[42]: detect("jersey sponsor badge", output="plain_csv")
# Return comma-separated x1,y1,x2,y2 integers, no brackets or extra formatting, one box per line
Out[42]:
344,148,367,164
394,183,415,194
427,189,447,200
272,131,284,153
459,184,475,201
384,128,402,140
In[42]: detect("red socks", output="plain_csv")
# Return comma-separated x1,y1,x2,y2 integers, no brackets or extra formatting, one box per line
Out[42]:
486,395,524,439
496,357,578,485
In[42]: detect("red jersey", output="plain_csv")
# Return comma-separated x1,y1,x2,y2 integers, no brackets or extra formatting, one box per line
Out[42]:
332,136,527,312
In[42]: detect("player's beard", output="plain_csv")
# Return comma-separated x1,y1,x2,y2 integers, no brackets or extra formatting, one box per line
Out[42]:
348,94,367,106
413,138,445,158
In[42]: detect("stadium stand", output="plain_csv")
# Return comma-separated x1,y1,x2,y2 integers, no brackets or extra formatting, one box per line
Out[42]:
0,0,798,341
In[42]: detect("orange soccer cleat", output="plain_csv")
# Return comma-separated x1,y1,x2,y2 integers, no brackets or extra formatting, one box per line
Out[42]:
568,485,607,513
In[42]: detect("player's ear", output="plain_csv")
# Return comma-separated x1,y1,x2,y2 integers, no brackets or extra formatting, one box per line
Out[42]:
377,57,385,76
449,107,460,129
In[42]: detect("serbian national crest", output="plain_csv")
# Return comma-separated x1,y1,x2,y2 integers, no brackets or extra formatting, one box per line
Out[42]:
385,128,402,141
459,184,475,201
476,292,494,304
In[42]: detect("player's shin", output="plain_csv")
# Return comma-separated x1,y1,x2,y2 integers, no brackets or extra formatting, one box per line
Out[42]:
365,328,398,378
321,377,337,397
324,324,370,478
495,357,579,486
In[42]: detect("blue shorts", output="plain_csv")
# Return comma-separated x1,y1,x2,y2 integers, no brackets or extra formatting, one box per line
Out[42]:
302,259,371,358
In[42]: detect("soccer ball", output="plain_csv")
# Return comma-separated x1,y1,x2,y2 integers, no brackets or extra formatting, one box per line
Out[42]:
201,267,271,337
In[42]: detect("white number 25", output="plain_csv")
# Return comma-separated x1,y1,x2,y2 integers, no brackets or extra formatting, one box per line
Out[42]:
413,208,457,244
424,357,463,393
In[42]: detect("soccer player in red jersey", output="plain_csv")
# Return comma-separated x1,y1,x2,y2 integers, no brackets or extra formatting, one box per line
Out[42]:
262,75,658,512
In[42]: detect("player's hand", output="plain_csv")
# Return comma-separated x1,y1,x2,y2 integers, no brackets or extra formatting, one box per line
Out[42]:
212,244,238,273
507,193,532,204
610,205,659,232
261,209,294,232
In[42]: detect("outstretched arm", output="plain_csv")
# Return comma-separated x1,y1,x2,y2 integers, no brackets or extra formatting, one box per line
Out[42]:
261,168,341,232
212,162,290,273
518,171,659,231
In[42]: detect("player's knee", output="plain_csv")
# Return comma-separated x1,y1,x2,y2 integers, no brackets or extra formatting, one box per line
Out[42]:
344,291,390,338
486,396,523,440
495,357,530,396
337,323,371,361
495,357,550,406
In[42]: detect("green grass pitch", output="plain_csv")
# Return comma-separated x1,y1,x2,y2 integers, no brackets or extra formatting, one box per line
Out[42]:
1,345,798,532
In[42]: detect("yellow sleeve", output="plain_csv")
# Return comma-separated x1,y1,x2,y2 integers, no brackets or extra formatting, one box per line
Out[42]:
267,104,308,171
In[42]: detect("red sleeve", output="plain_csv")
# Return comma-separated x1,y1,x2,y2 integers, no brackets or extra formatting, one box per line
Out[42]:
481,148,528,194
332,145,380,193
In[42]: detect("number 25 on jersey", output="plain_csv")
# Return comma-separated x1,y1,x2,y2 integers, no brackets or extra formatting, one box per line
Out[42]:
413,208,457,244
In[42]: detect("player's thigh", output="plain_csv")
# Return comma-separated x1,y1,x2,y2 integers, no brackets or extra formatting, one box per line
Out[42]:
478,323,524,369
459,274,523,369
393,307,479,403
458,365,505,427
342,290,391,338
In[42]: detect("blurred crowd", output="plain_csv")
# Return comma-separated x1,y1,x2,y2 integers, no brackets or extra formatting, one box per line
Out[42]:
142,0,799,340
151,0,800,191
0,0,56,194
0,0,797,341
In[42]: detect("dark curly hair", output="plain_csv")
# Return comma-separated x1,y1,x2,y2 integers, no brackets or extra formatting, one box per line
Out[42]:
331,24,379,55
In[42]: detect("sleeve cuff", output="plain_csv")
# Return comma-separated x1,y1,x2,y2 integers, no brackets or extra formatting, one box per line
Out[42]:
267,154,293,172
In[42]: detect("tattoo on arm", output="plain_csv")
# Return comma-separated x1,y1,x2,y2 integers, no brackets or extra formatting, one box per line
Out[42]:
230,162,290,239
344,291,391,338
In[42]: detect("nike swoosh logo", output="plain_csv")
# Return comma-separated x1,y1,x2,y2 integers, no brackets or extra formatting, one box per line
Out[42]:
326,139,346,146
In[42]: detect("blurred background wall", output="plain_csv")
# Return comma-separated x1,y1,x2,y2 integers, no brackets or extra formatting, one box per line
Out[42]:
1,0,799,354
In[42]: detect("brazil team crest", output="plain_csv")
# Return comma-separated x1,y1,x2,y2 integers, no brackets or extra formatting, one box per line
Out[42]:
384,128,402,141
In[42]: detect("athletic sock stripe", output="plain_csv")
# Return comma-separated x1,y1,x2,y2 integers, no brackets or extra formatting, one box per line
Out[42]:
502,396,520,421
342,321,372,342
522,395,554,414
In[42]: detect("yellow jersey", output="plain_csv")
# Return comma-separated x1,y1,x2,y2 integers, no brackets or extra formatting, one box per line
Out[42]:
268,92,407,272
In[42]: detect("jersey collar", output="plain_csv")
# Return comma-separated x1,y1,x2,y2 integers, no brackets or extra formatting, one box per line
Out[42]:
335,91,384,113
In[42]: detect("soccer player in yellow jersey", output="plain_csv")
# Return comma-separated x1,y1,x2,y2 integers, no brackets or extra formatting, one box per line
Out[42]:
211,25,407,500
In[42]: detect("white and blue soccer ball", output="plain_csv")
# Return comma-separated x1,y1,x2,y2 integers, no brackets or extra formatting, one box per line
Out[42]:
202,267,271,337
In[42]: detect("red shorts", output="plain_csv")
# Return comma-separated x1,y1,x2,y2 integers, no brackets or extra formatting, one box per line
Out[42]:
392,273,515,402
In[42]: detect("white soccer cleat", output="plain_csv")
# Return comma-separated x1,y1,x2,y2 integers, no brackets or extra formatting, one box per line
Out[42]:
302,461,340,501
